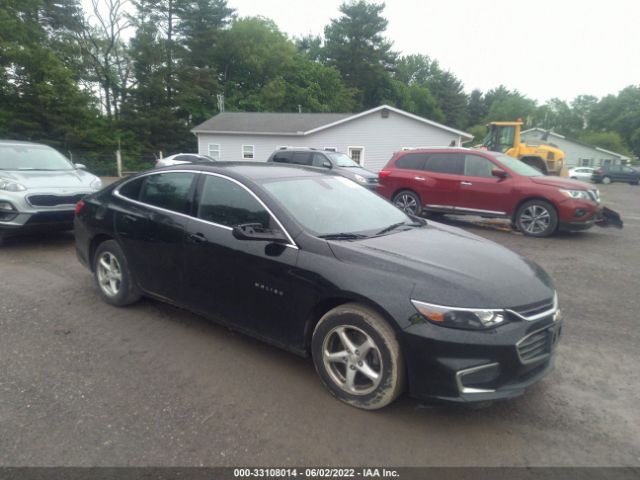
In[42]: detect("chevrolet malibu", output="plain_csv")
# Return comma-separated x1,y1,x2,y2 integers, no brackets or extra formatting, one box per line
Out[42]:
0,140,102,243
75,163,562,409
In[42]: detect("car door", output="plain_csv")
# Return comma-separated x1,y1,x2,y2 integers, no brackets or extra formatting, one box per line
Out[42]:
114,171,197,300
420,153,465,210
182,173,301,345
457,154,513,215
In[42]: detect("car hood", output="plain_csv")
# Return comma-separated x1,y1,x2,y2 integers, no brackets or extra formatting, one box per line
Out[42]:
529,176,593,190
0,169,98,189
328,223,554,309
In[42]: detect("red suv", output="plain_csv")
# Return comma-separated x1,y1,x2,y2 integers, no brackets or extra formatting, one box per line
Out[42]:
377,148,601,237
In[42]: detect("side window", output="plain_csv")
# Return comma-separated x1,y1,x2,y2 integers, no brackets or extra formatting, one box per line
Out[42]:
292,151,312,165
138,173,196,214
464,155,496,178
197,175,274,229
118,177,145,200
271,151,293,163
396,153,427,170
424,153,464,175
311,153,329,168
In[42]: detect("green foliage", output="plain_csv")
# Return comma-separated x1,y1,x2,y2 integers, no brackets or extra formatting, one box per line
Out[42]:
578,131,632,157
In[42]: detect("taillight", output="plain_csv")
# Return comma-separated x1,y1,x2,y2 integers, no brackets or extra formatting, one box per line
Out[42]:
74,200,85,215
595,168,603,174
378,169,392,180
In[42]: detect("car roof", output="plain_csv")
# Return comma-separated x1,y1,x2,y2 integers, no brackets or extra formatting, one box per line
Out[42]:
159,161,340,181
0,140,51,147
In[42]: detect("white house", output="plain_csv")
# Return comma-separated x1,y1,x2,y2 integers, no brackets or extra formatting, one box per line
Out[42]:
192,105,473,172
521,128,631,169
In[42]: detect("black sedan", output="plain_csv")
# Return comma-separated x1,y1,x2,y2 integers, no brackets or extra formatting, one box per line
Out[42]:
75,163,562,410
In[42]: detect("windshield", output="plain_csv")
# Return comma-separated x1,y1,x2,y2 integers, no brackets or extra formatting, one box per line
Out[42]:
495,154,544,177
261,176,410,236
326,152,359,167
0,144,75,171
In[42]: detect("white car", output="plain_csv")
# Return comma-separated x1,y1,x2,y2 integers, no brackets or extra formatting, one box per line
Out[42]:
568,167,594,182
155,153,216,168
0,140,102,243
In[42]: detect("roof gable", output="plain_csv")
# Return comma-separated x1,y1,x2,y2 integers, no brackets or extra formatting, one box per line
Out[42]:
521,128,630,159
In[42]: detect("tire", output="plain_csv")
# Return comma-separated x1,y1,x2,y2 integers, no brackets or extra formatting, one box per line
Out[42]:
602,176,612,185
93,240,141,306
311,303,406,410
515,200,558,237
392,190,421,216
570,176,577,180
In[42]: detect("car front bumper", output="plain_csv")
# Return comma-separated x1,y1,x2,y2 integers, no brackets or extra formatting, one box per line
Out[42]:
0,189,94,236
400,312,562,403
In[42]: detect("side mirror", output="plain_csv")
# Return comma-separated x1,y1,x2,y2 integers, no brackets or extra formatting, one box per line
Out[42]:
232,223,289,243
75,163,87,170
322,161,332,169
492,168,508,179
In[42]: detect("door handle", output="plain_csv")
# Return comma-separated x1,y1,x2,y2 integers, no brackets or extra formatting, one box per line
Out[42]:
460,181,473,186
414,176,425,181
188,232,207,244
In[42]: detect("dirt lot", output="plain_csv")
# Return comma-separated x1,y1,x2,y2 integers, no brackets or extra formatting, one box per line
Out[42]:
0,183,639,467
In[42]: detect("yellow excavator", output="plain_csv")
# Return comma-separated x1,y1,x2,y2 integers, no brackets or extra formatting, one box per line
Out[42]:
481,120,568,177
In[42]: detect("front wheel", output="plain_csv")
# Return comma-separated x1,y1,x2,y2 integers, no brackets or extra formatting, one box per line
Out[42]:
602,176,612,185
311,304,405,410
392,190,422,216
93,240,141,306
515,200,558,237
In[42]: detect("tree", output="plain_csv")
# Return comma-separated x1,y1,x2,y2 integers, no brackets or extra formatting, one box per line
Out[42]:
579,131,632,156
323,1,396,109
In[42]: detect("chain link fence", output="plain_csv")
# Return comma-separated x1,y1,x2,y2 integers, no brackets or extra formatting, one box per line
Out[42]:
67,149,156,177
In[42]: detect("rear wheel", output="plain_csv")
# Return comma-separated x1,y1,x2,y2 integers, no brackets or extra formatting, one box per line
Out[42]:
602,176,612,185
93,240,141,306
311,303,405,410
515,200,558,237
392,190,421,216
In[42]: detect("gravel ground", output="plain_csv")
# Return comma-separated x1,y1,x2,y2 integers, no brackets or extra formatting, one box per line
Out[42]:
0,182,638,467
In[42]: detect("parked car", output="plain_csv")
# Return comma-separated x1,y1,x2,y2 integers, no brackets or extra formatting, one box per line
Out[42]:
377,148,601,237
266,147,379,190
591,164,639,185
0,140,102,243
155,153,216,168
568,167,594,182
75,162,561,410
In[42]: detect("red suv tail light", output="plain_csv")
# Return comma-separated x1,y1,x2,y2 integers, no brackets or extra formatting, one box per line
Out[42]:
74,200,85,215
378,169,392,180
595,168,603,174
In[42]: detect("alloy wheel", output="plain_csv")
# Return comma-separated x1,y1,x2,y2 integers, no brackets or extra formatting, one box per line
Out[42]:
322,325,383,396
394,194,418,214
96,252,123,297
519,205,551,235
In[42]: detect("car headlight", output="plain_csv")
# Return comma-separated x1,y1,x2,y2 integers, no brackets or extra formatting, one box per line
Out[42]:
559,189,590,200
354,174,367,184
90,178,103,190
0,179,27,192
411,300,505,330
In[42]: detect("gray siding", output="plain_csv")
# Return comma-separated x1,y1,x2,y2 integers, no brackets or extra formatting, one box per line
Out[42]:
197,110,463,172
521,130,625,168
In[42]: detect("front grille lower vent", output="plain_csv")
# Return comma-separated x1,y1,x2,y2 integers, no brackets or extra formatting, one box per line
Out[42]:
27,194,86,207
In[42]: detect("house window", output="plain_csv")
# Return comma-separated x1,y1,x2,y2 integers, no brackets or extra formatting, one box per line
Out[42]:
348,146,364,165
208,144,221,161
242,145,255,160
580,158,592,167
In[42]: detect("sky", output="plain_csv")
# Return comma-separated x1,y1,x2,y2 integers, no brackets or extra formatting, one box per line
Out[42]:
225,0,640,104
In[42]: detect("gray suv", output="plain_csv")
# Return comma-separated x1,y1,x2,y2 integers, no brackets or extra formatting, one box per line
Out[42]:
266,148,379,190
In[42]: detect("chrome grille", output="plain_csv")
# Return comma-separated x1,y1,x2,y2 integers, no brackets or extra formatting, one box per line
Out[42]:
588,190,600,203
27,194,87,207
511,297,555,319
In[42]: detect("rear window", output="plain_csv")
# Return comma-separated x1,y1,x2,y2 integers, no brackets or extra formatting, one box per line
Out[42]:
424,153,464,175
270,151,293,163
395,153,427,170
137,172,196,214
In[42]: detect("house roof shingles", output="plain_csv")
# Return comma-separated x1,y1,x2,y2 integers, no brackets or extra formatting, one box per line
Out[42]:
192,112,352,135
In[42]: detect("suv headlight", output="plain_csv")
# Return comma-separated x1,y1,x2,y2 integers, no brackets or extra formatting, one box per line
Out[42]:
90,178,103,190
353,174,367,184
559,189,590,200
0,179,27,192
411,300,505,330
